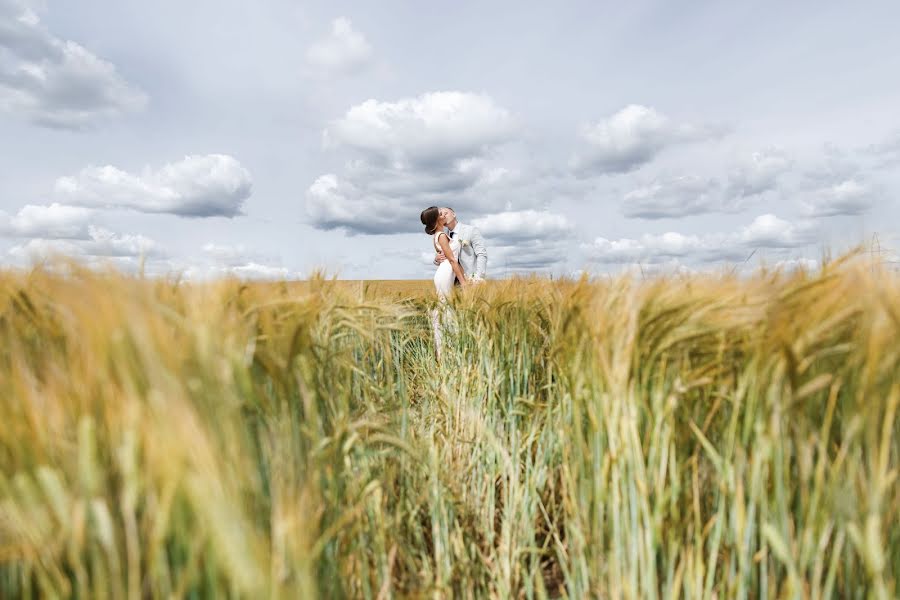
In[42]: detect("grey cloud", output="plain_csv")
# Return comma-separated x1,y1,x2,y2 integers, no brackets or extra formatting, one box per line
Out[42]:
804,179,874,217
307,92,522,235
572,104,720,176
54,154,253,218
798,149,874,217
622,176,723,219
471,209,574,274
864,131,900,168
491,240,570,275
724,149,792,198
621,150,792,219
305,174,420,235
0,0,146,129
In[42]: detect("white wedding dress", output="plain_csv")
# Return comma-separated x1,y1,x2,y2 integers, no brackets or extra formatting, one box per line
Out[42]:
431,231,460,356
433,231,460,300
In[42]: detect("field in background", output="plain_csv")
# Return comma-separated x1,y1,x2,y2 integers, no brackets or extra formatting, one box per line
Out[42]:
1,256,898,598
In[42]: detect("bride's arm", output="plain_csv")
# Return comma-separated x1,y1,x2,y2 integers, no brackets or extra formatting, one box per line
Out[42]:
437,234,468,286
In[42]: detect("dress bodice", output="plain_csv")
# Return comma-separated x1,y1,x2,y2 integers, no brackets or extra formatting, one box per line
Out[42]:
434,231,461,256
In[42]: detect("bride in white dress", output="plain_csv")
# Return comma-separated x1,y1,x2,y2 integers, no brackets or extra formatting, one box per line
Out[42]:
420,206,468,356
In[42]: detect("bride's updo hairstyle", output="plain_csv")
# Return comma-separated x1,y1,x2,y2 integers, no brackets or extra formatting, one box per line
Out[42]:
420,206,440,235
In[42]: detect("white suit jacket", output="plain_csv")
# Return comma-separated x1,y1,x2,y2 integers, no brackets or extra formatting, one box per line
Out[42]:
449,222,487,279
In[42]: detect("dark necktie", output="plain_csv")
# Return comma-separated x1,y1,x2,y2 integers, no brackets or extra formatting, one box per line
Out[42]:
449,231,456,238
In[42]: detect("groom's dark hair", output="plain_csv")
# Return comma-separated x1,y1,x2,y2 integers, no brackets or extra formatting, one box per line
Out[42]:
420,206,440,235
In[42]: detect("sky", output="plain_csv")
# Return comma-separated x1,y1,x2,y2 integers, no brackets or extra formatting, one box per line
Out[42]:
2,0,899,279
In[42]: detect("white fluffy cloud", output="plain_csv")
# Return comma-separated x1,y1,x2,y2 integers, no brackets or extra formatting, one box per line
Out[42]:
472,209,572,243
572,104,718,176
54,154,253,217
305,17,373,74
584,214,816,264
739,213,814,247
0,0,146,128
772,258,819,272
325,91,515,165
0,203,93,238
307,92,519,234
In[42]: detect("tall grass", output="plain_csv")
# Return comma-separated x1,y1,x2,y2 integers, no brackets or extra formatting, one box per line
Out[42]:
0,257,897,598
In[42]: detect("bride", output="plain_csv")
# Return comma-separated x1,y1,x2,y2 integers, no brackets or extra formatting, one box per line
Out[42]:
420,206,467,356
421,206,468,298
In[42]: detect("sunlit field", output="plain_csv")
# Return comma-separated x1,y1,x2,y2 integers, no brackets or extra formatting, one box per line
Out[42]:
1,256,898,599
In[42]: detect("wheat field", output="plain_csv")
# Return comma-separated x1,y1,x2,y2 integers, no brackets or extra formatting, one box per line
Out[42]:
0,256,898,598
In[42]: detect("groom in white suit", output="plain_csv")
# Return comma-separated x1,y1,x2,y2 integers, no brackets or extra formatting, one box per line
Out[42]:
434,207,487,284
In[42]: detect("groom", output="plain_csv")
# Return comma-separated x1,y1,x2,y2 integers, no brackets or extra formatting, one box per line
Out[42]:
434,207,487,283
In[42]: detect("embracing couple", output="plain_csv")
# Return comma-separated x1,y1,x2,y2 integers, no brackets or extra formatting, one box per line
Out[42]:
419,207,487,299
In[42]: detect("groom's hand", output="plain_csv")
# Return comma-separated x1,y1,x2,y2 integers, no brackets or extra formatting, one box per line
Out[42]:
434,252,446,266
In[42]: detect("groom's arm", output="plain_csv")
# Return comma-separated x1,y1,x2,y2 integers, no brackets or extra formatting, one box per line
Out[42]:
470,227,487,278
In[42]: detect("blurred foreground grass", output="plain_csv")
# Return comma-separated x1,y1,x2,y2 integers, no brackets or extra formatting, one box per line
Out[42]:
0,257,898,598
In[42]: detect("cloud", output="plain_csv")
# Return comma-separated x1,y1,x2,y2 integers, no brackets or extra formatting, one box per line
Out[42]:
739,213,815,247
472,209,573,243
865,131,900,168
724,149,792,198
622,176,722,219
305,173,403,235
8,224,162,263
572,104,718,176
325,91,515,164
0,203,93,238
490,239,571,275
181,261,292,280
54,154,253,217
584,214,816,264
202,242,271,266
620,150,793,219
178,242,293,280
305,17,372,74
81,225,162,257
772,258,819,272
468,209,574,274
585,232,723,264
803,179,874,217
307,92,519,235
0,0,147,128
795,148,873,217
227,263,291,279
